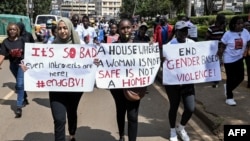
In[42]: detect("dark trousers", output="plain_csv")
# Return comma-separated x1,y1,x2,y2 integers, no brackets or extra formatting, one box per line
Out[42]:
110,89,140,141
224,58,244,99
49,92,83,141
164,85,195,128
245,56,250,85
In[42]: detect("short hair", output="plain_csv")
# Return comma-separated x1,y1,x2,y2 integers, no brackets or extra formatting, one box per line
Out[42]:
71,14,80,20
216,14,226,25
228,16,242,31
82,15,89,21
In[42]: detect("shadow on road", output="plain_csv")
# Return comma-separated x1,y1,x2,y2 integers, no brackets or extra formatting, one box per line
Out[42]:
2,82,16,91
32,98,50,108
0,99,17,115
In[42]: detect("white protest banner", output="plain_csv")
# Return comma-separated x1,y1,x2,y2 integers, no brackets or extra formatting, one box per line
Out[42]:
162,41,221,85
24,43,97,92
96,43,161,89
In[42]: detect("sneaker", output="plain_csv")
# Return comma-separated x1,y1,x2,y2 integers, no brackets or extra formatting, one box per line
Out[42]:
212,84,218,88
225,99,236,106
170,130,178,141
223,84,227,97
176,127,190,141
15,107,22,118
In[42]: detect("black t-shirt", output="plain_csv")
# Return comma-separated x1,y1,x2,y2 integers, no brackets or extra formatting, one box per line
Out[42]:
0,37,25,64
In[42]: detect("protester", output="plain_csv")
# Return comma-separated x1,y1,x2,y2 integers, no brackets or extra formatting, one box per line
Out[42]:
16,21,35,106
0,23,26,118
105,22,119,43
133,24,150,43
163,21,195,141
71,14,84,42
243,21,250,88
182,16,198,41
46,24,57,44
96,24,105,43
110,18,146,141
49,17,86,141
81,15,98,44
17,22,35,43
220,16,250,106
205,13,227,88
153,16,173,64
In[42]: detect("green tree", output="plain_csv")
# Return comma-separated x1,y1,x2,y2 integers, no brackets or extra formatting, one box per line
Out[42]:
0,0,27,15
32,0,52,21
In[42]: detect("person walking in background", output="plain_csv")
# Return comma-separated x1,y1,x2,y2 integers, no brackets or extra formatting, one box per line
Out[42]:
46,24,57,44
17,22,35,43
220,16,250,106
110,18,146,141
71,14,84,42
153,16,173,64
105,22,119,43
205,13,227,88
0,23,26,118
181,16,198,41
81,15,98,44
243,21,250,88
133,24,150,43
16,21,35,107
163,21,196,141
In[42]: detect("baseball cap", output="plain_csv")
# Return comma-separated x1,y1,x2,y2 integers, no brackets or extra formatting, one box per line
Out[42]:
139,23,148,30
175,21,189,30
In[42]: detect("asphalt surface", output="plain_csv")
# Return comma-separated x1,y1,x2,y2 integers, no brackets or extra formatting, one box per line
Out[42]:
157,66,250,140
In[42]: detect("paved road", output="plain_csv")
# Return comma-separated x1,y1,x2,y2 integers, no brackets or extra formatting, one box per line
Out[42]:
0,60,218,141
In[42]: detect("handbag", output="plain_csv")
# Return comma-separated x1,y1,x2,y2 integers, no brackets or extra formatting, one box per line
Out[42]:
123,87,147,101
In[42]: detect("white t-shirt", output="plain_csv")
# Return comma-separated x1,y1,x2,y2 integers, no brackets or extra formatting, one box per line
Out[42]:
82,26,97,44
74,25,84,42
221,28,250,63
168,38,195,44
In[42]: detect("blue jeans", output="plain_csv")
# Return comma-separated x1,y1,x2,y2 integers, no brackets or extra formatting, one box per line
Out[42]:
9,62,25,107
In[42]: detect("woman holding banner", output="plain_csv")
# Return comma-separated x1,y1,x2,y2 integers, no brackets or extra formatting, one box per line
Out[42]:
48,17,84,141
163,21,196,141
109,19,148,141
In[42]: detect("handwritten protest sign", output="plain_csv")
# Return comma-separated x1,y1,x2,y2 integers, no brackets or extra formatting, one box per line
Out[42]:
24,43,97,92
162,41,221,85
95,43,161,89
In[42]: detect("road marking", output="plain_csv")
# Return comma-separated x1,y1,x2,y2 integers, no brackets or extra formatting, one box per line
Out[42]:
153,82,215,141
0,90,15,104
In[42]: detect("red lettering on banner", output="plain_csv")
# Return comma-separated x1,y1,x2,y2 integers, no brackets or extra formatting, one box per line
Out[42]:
31,47,54,57
46,78,84,87
98,69,120,78
166,56,200,70
122,76,150,87
177,69,215,82
80,47,97,58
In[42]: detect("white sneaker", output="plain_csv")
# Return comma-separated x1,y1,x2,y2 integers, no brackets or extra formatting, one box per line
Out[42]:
170,130,178,141
225,99,236,106
224,84,227,97
176,127,190,141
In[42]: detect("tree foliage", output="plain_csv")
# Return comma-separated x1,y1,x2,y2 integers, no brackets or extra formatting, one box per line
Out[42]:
0,0,51,21
120,0,175,18
0,0,27,15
